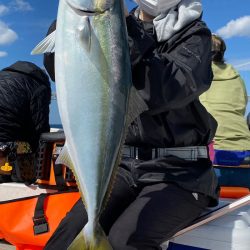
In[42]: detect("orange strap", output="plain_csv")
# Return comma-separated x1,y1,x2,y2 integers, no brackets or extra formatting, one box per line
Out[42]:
0,191,80,249
220,186,250,199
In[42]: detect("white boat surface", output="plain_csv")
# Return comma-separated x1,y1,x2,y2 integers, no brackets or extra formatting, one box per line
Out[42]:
166,196,250,250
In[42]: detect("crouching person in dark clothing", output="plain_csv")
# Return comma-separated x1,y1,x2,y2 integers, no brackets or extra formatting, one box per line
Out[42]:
0,61,51,183
44,0,219,249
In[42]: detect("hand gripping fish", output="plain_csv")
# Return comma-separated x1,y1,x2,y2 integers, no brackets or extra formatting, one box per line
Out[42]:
32,0,147,249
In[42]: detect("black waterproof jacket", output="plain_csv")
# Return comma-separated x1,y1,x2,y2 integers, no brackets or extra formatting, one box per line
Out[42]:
0,61,51,152
126,15,217,147
124,13,219,205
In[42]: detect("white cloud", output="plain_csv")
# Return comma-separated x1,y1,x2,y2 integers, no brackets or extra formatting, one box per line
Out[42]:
216,16,250,39
0,21,18,45
230,59,250,71
0,51,8,57
10,0,33,12
0,5,9,16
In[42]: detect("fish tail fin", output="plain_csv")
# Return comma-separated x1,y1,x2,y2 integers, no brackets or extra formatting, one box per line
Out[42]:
68,223,112,250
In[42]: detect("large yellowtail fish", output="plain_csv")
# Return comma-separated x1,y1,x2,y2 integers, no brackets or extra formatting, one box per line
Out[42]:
32,0,147,249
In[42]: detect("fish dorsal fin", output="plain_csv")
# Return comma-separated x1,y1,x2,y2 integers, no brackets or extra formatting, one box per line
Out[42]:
31,30,56,55
55,142,74,169
127,86,148,125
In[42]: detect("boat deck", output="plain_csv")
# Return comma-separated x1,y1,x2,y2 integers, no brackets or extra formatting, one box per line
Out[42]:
167,196,250,249
1,183,249,250
0,240,14,250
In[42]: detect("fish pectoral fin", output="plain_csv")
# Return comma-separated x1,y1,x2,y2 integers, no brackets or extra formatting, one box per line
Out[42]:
77,17,91,52
55,143,74,169
127,86,148,125
31,30,56,55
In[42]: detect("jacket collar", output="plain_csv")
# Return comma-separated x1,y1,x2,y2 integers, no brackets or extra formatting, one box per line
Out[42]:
2,61,50,87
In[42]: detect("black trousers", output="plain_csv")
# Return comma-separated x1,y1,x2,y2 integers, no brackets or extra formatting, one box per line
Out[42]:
45,166,210,250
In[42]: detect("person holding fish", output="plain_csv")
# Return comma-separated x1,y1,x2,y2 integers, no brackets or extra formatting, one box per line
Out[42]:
40,0,219,249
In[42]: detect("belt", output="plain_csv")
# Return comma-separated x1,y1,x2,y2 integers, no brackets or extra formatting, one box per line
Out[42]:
122,145,209,161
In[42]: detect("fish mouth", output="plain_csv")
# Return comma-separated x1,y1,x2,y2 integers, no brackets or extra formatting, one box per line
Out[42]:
67,1,106,16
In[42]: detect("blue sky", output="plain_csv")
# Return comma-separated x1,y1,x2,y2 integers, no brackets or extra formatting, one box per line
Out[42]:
0,0,250,124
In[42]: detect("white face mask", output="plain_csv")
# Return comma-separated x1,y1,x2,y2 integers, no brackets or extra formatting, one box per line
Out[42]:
138,0,181,17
